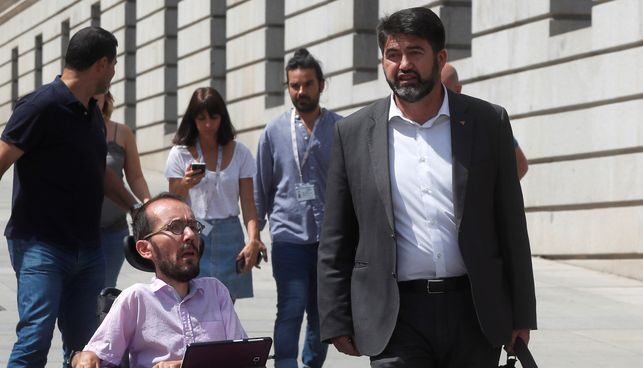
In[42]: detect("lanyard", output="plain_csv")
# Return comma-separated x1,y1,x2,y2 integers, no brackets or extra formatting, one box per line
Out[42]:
290,108,320,182
195,141,223,184
193,141,223,218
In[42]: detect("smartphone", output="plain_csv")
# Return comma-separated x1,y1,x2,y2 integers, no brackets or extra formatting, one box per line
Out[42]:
235,253,263,274
191,162,206,173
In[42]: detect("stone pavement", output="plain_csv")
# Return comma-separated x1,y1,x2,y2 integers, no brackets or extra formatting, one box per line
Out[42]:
0,168,642,367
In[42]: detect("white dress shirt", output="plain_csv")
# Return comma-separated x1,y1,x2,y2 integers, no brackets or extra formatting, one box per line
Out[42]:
388,87,467,280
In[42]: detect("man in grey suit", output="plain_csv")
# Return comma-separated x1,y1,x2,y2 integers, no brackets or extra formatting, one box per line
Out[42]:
317,7,537,367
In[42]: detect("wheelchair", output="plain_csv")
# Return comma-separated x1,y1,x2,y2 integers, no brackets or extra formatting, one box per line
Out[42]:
95,235,205,367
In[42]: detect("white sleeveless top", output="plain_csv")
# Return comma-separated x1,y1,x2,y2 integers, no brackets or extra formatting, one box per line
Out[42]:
164,142,256,220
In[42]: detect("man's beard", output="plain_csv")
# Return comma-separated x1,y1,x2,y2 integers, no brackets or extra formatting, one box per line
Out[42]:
386,61,439,103
152,242,200,282
291,93,320,113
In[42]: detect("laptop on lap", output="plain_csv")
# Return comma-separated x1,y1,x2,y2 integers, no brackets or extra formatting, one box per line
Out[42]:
181,337,272,368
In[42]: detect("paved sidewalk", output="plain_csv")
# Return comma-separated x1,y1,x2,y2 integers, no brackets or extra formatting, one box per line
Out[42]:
0,169,642,367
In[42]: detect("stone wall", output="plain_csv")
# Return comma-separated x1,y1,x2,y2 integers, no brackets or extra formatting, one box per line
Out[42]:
0,0,641,256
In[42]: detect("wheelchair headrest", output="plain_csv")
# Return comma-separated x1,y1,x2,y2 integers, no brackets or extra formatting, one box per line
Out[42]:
123,235,206,273
123,235,155,272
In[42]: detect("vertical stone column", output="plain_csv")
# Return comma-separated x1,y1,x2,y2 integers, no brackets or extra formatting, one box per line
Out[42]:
134,0,178,168
100,0,137,129
122,0,137,130
352,0,379,84
440,0,472,60
34,34,43,88
176,0,226,120
225,0,285,132
91,2,101,27
60,20,70,71
10,47,18,110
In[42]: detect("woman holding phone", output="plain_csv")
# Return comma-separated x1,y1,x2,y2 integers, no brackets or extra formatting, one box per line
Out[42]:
164,87,266,301
96,91,151,287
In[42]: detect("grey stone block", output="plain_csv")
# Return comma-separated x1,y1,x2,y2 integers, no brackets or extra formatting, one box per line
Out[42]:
137,0,177,20
178,49,212,86
101,2,127,31
178,19,213,57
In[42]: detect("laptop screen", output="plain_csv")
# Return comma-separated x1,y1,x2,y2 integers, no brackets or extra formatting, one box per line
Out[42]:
181,337,272,368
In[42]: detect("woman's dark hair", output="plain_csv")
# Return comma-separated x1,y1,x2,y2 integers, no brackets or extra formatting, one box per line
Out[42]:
377,7,445,53
285,48,325,84
65,26,118,71
173,87,236,146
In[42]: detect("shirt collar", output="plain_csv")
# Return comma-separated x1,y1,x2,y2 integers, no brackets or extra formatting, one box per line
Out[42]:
388,84,451,127
293,107,326,123
149,276,205,299
53,75,98,110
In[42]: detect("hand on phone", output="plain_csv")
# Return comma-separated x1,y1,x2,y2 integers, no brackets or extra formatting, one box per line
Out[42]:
235,253,263,274
183,162,206,188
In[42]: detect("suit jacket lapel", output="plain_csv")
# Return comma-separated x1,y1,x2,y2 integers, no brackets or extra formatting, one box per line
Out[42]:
368,98,395,232
449,90,473,231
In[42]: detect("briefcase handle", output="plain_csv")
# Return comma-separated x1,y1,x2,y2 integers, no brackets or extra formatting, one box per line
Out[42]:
499,337,537,368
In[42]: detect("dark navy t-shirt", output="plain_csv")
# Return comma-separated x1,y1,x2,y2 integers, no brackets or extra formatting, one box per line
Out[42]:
1,77,107,249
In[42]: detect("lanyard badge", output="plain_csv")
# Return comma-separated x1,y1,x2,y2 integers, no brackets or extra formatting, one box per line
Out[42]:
290,109,318,202
295,182,316,202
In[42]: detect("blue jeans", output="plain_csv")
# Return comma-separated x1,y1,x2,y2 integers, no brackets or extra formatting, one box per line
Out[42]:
100,227,129,287
272,242,327,368
7,238,105,368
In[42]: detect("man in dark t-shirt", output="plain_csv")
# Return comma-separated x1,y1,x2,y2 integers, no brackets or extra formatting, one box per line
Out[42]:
0,27,137,368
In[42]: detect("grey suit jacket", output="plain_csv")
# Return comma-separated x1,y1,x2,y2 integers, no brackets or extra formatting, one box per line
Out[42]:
317,90,537,356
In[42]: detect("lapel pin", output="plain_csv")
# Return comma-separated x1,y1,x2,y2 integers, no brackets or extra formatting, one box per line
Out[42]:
459,120,466,125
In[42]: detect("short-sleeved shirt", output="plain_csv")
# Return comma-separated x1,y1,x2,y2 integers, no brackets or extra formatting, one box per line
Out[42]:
164,142,256,220
1,76,107,249
83,277,247,367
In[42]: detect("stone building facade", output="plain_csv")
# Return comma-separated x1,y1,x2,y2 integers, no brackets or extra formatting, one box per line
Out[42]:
0,0,641,256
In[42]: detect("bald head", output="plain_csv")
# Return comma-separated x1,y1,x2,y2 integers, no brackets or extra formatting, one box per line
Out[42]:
441,63,462,93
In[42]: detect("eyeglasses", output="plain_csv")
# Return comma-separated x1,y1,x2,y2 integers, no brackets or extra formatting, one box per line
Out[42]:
143,219,205,240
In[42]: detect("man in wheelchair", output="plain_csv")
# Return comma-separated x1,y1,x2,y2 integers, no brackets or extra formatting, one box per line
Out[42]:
71,192,247,368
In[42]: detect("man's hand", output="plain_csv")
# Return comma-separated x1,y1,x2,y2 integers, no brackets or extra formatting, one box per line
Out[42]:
71,351,101,368
506,329,530,353
331,335,361,356
152,360,182,368
104,168,137,211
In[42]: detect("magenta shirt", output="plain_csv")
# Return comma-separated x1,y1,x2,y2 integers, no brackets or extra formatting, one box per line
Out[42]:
84,277,247,367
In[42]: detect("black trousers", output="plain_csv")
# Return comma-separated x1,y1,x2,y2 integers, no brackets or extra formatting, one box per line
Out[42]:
370,286,501,368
